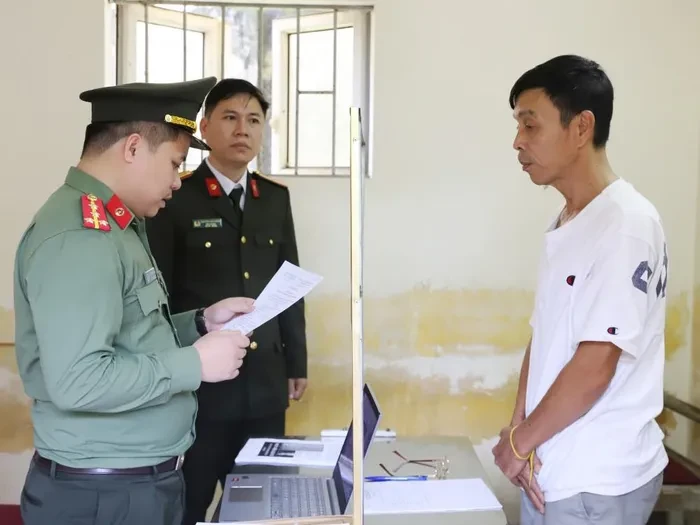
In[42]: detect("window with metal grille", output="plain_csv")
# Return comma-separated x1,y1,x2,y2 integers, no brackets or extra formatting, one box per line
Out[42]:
109,1,373,177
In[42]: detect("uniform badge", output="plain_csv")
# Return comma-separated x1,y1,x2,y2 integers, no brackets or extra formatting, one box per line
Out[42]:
205,177,222,197
106,195,133,230
250,179,260,198
179,170,193,180
193,218,223,228
81,194,110,231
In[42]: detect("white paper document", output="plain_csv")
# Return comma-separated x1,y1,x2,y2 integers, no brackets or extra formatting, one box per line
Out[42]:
364,478,502,515
221,261,323,334
236,438,343,468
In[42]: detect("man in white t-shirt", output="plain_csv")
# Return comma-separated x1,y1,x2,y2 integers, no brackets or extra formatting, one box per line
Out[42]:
491,55,668,525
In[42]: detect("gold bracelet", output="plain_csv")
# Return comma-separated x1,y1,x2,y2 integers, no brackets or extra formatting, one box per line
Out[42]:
510,425,534,487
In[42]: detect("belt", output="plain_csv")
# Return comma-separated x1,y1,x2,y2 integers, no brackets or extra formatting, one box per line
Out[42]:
33,452,184,475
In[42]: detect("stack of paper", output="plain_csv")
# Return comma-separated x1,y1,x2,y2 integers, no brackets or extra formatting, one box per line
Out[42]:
364,478,502,514
236,438,343,468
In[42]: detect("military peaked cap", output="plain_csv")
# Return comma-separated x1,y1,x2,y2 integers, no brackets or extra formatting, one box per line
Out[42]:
79,77,217,150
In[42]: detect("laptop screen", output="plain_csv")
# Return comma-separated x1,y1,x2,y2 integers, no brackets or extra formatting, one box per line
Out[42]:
330,384,382,513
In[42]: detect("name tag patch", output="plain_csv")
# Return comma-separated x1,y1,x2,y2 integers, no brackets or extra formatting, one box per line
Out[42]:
143,267,157,284
193,218,223,229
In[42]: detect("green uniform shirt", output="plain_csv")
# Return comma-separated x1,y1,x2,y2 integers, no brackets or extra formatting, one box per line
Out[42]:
13,167,202,468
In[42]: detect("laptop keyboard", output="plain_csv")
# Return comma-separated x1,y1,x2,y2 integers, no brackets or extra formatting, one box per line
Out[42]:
270,476,330,518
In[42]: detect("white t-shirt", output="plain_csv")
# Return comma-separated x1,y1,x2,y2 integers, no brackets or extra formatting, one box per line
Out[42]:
526,178,669,502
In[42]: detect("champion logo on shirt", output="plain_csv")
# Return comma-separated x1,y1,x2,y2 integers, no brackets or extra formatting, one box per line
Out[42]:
566,275,576,286
607,327,619,335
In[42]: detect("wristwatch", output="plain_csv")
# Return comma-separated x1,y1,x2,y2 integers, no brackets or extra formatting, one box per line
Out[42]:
194,308,208,336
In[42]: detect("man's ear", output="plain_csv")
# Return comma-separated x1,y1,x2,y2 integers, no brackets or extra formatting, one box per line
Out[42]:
122,133,143,164
199,117,211,145
576,110,596,147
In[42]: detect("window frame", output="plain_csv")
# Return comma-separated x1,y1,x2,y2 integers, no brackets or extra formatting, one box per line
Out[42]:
270,9,372,177
113,2,374,178
117,4,222,85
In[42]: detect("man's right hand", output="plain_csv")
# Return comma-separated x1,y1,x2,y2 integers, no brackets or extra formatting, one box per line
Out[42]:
518,452,545,513
194,330,249,382
506,413,545,513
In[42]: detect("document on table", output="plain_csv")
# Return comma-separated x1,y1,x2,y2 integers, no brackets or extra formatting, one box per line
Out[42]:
235,437,343,468
221,261,323,334
364,478,502,514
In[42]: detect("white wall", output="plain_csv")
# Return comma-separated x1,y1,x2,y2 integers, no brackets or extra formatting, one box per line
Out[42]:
0,0,106,305
283,0,700,515
2,1,700,522
0,0,107,504
286,0,700,405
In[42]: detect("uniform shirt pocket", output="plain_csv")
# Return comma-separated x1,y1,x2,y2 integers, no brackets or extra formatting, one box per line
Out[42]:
185,228,236,251
135,279,167,317
249,233,284,276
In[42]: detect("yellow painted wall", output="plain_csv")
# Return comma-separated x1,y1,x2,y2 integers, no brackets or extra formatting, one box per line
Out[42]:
288,291,690,442
1,288,533,453
0,344,32,455
286,289,532,440
2,291,691,451
3,0,700,514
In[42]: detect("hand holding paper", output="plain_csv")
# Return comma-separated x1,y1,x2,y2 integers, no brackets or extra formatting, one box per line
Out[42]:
202,297,255,332
221,261,323,334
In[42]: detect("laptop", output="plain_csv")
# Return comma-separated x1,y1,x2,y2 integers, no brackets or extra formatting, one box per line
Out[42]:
219,383,382,521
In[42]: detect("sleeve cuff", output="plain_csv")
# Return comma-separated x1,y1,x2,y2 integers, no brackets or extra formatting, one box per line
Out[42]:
162,346,202,394
172,310,200,347
285,352,307,378
577,331,640,358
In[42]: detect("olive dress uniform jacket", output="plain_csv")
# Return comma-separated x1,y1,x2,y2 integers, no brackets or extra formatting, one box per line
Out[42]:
13,167,202,468
146,162,307,421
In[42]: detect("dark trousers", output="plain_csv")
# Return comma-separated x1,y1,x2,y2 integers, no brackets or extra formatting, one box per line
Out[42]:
182,412,285,525
21,457,185,525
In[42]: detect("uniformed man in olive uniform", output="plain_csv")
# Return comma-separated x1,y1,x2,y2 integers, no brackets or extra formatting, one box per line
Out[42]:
146,78,308,524
13,77,257,525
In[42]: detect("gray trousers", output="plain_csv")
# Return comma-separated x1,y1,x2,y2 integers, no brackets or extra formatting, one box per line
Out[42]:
521,472,663,525
20,458,185,525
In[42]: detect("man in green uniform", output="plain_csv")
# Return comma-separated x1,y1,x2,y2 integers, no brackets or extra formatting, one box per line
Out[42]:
13,77,255,525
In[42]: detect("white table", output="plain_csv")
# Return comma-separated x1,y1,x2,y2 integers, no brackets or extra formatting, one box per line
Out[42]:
212,435,508,525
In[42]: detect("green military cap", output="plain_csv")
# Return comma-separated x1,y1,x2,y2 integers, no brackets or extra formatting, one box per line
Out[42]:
79,77,217,150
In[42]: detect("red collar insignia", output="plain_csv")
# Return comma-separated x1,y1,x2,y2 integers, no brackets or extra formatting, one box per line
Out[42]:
205,177,222,197
106,195,133,230
81,194,111,231
250,179,260,198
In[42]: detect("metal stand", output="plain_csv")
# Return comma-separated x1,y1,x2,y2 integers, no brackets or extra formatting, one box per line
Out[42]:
349,106,364,525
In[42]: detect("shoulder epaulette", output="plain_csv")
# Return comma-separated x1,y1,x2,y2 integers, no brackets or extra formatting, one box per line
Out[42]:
179,170,193,180
253,170,287,189
80,194,111,231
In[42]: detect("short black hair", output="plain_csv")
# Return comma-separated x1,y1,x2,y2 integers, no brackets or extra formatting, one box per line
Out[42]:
203,78,270,117
80,121,183,157
509,55,614,148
